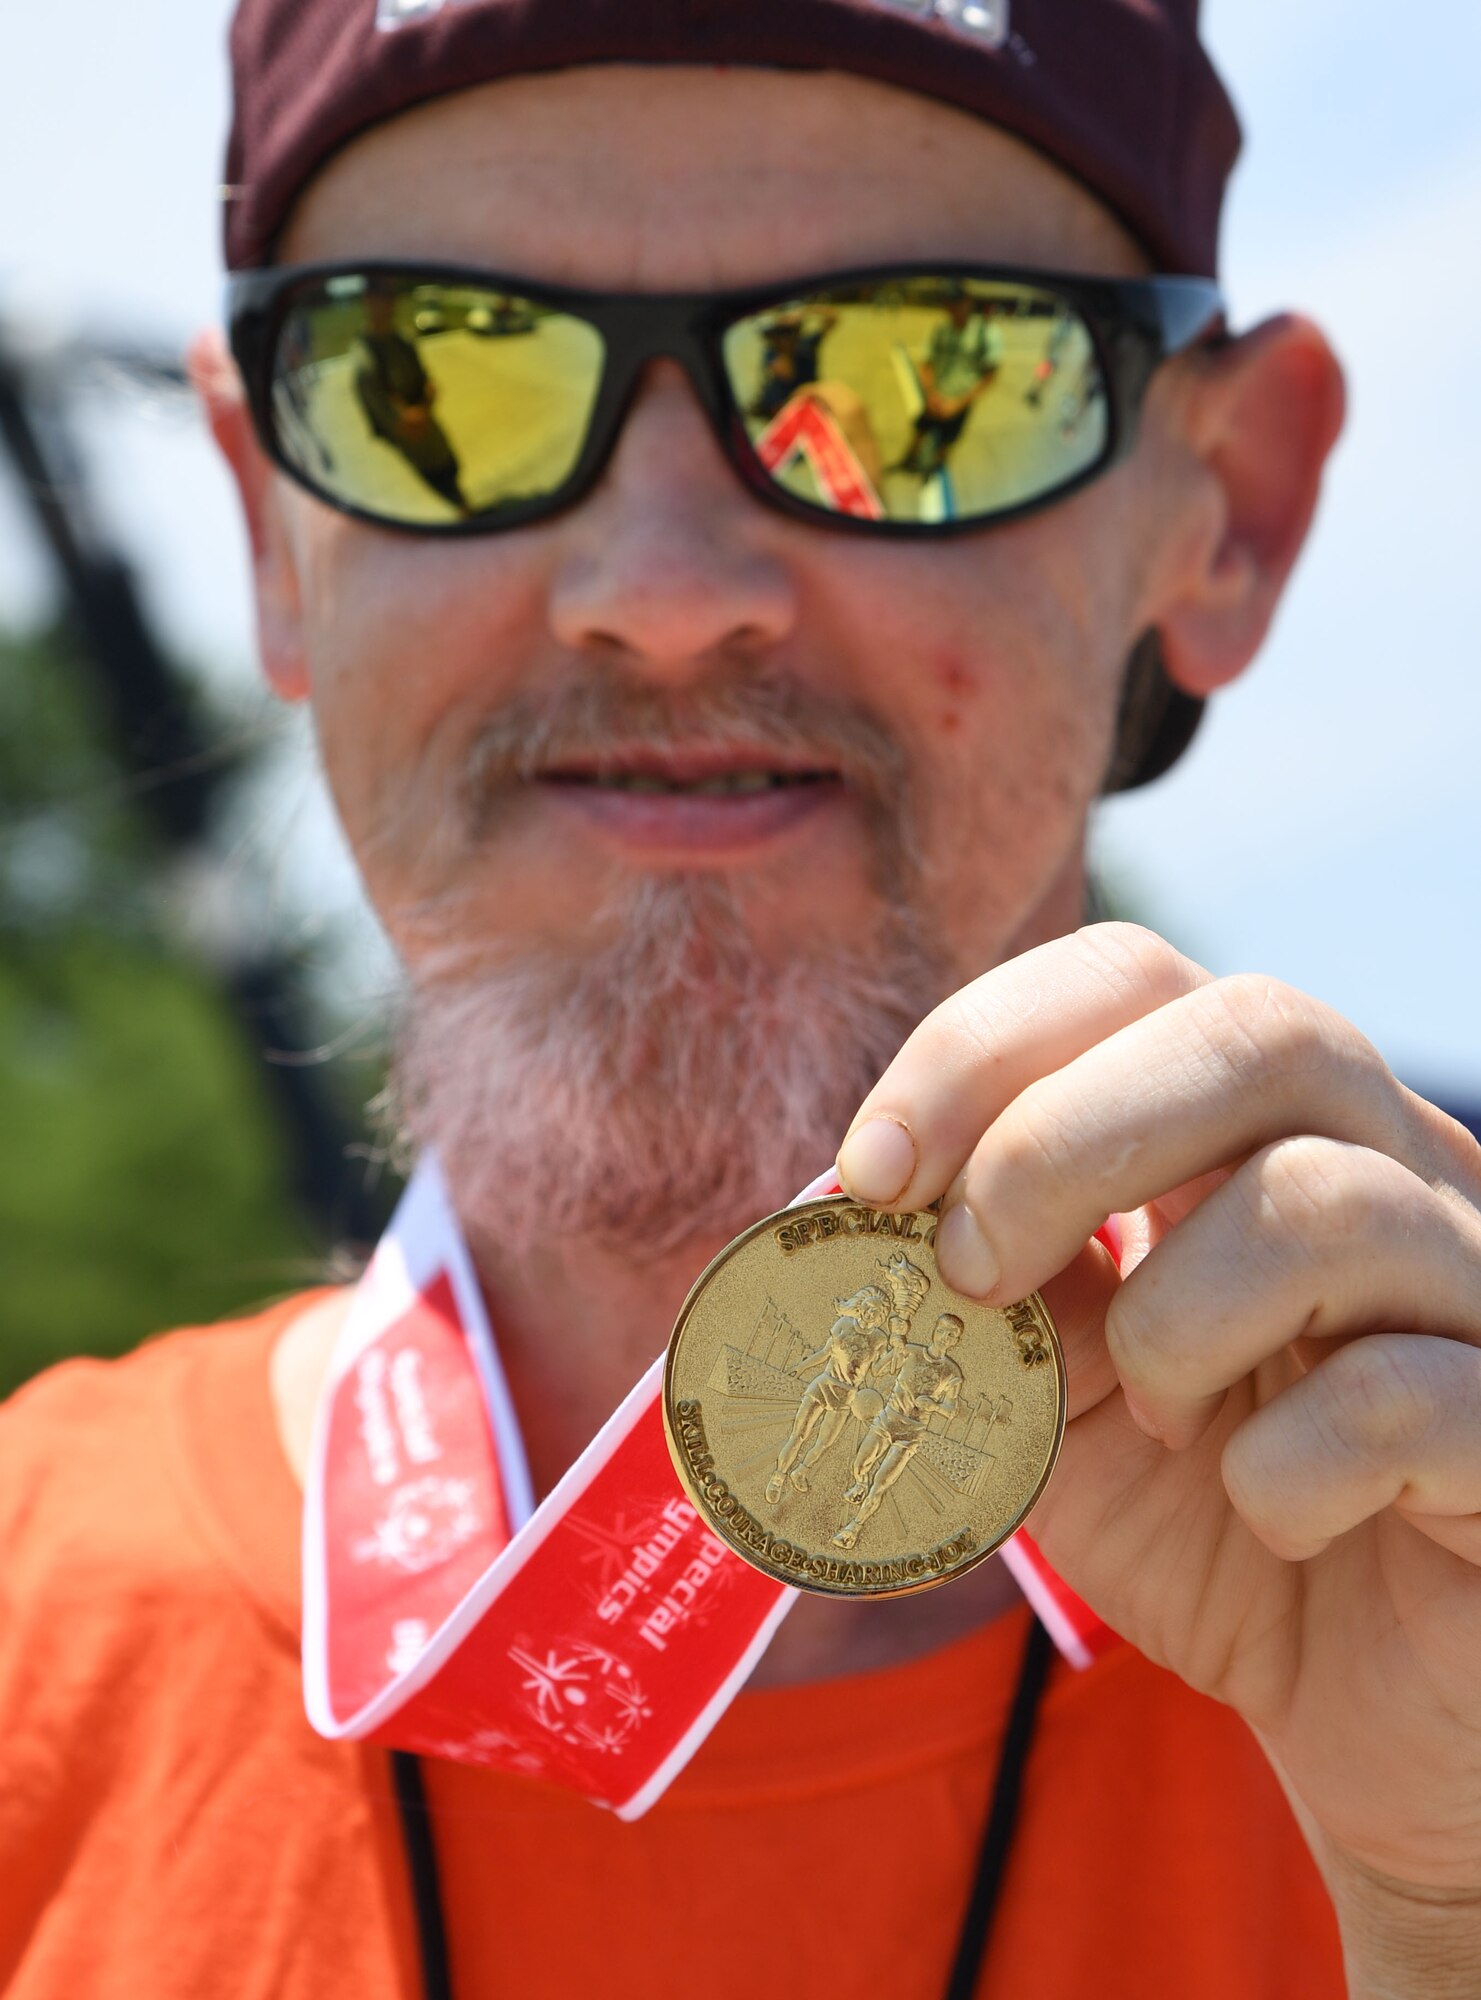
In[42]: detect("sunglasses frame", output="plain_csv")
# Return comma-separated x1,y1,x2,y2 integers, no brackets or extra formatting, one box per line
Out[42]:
227,258,1225,541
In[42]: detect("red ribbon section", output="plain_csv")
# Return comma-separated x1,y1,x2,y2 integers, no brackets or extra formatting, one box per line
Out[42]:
303,1160,1117,1817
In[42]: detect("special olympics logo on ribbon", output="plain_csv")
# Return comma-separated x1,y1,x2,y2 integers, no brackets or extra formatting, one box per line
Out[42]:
352,1474,481,1572
511,1640,653,1755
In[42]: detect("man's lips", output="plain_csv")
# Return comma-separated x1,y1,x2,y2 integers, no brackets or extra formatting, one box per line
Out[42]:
527,752,845,854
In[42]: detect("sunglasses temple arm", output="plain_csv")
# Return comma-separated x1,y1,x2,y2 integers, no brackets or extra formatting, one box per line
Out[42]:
1149,277,1228,356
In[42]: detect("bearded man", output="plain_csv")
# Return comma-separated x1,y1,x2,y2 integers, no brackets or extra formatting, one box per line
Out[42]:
4,3,1481,1998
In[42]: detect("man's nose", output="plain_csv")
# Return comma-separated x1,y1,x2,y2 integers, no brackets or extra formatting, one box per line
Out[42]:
547,361,799,676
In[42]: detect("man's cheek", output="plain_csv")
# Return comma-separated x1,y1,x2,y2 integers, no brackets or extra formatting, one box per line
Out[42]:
926,643,986,743
311,679,438,889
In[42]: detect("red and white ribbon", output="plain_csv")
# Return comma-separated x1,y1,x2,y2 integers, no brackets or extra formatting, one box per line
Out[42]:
753,393,886,519
303,1158,1116,1817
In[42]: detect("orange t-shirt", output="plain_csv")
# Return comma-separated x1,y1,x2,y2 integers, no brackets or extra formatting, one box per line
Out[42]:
0,1299,1346,1999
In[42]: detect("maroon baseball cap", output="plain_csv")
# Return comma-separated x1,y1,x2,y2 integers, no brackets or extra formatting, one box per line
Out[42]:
224,0,1241,276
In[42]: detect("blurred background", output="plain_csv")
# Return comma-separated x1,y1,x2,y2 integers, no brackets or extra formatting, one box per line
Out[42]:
1,0,1478,1394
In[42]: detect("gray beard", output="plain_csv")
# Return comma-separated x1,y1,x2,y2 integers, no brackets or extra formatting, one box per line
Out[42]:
385,870,948,1259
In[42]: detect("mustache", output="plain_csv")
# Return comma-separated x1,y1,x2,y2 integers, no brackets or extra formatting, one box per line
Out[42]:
460,666,911,832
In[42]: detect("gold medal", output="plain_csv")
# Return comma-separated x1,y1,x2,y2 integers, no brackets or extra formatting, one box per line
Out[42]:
663,1195,1065,1599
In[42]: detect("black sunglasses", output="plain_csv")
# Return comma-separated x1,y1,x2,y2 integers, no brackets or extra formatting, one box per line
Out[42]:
227,259,1224,539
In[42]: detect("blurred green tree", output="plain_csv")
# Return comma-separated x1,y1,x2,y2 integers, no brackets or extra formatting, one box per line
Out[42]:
0,621,339,1396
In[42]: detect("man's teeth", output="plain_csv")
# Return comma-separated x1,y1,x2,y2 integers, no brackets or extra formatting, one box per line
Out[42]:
564,771,821,796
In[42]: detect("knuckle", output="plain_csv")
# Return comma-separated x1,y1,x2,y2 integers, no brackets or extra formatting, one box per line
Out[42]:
875,980,992,1095
1321,1338,1438,1464
1247,1137,1418,1261
1104,1283,1192,1387
1072,921,1191,1006
1200,975,1377,1097
948,982,1022,1076
988,1083,1086,1196
1405,1088,1481,1200
1231,1141,1416,1323
1207,974,1321,1074
1248,1135,1382,1236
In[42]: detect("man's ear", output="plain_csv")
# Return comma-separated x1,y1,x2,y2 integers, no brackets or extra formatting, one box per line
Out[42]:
187,327,309,702
1158,314,1346,697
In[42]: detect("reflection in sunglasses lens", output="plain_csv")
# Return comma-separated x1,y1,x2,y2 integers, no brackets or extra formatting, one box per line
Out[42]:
724,280,1107,524
270,276,605,525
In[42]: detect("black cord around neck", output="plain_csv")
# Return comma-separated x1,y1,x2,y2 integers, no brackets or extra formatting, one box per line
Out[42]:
390,1750,454,2000
391,1614,1052,2000
943,1612,1055,1999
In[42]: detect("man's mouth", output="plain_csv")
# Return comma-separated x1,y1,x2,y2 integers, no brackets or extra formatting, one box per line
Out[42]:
543,768,834,796
529,753,845,855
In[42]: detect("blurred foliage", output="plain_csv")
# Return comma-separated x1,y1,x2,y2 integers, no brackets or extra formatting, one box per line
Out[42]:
0,620,325,1397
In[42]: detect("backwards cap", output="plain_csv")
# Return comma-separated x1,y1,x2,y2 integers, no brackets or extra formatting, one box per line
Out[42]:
224,0,1240,275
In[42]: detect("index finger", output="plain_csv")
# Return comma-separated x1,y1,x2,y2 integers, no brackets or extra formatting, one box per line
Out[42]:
836,924,1211,1210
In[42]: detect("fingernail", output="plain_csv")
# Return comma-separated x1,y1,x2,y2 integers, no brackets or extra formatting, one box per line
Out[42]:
935,1202,1000,1297
837,1117,917,1206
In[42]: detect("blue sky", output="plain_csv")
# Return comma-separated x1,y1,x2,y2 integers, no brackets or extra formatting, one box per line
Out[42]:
2,0,1478,1095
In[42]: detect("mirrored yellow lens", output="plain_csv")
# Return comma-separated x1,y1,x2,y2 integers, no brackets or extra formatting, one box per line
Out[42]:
271,278,604,524
724,280,1107,525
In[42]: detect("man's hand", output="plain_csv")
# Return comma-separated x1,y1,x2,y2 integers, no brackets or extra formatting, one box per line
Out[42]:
837,924,1481,1990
